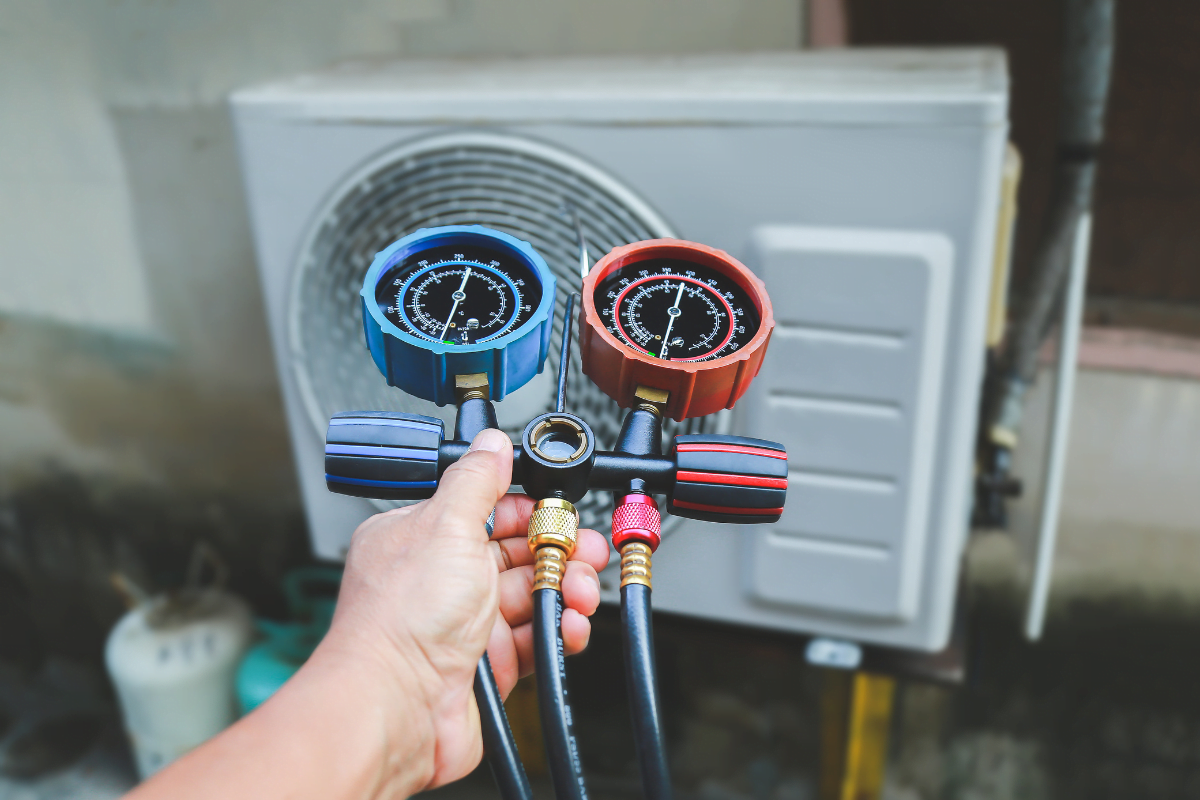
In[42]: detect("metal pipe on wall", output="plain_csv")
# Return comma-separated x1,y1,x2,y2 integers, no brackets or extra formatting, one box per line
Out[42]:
978,0,1116,526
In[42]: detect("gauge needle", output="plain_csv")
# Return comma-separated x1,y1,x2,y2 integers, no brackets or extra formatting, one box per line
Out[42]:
659,282,686,360
440,267,472,341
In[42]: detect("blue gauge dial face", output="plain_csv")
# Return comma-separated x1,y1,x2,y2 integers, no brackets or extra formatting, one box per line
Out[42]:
375,244,543,346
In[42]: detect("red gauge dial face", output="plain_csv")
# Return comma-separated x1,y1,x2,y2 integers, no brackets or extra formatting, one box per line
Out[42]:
594,258,761,362
580,239,775,421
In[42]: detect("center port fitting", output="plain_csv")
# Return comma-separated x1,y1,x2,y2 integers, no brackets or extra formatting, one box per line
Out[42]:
620,542,653,589
520,412,596,502
528,498,580,593
528,417,588,463
633,384,669,417
454,372,490,402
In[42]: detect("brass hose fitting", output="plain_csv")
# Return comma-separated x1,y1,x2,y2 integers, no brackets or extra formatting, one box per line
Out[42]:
528,498,579,593
533,547,568,593
620,541,653,589
454,372,490,402
633,384,669,417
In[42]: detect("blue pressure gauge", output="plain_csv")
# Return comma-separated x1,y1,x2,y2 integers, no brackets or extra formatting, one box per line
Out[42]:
361,226,557,405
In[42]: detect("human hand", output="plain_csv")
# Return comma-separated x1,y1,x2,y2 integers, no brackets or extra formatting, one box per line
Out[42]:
314,428,610,794
125,429,608,800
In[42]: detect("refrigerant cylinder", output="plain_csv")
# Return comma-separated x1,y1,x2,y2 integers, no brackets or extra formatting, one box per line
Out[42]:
105,588,253,778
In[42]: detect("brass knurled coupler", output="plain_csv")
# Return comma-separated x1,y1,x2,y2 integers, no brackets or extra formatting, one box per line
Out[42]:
527,498,579,593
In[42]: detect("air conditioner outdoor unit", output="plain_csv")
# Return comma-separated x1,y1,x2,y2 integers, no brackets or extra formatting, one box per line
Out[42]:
231,50,1008,652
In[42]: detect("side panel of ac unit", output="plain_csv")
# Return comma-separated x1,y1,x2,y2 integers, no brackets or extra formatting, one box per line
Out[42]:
743,226,953,622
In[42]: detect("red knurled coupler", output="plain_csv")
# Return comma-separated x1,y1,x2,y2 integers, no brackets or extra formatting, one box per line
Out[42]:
611,493,661,552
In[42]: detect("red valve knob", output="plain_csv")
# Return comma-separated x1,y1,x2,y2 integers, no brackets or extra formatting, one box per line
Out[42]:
611,493,662,551
669,434,787,524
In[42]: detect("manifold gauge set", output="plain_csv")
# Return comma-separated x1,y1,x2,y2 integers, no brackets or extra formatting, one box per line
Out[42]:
324,224,787,800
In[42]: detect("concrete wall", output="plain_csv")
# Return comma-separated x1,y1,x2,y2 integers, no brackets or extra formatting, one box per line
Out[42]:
1007,363,1200,607
880,363,1200,800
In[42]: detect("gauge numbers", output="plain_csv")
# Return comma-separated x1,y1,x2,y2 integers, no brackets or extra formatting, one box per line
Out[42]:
376,244,542,345
594,258,760,362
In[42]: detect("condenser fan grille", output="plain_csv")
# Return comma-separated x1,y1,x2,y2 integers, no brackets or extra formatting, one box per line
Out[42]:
289,131,728,533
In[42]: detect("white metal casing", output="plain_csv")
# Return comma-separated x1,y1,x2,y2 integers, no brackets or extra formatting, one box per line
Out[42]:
232,50,1008,651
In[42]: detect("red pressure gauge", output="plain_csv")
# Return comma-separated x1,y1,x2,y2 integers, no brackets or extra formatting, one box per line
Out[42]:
579,239,775,420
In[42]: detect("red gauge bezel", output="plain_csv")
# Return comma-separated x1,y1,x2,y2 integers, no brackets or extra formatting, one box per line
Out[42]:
579,239,775,421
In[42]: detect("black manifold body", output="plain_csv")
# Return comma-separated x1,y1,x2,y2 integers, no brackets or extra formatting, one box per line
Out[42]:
325,411,787,524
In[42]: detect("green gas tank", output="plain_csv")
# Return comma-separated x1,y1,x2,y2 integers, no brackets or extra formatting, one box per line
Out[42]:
235,567,340,714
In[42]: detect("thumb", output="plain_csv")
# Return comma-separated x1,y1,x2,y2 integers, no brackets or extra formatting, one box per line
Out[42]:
428,428,513,537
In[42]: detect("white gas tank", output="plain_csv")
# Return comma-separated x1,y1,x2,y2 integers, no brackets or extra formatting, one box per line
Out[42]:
105,588,253,778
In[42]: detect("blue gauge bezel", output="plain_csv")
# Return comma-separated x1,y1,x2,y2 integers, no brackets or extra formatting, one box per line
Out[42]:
360,225,557,406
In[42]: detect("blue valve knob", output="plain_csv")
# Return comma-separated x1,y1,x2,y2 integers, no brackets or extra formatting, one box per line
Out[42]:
361,225,557,406
325,412,445,500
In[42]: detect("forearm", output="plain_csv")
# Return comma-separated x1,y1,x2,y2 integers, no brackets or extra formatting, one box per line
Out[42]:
126,637,435,800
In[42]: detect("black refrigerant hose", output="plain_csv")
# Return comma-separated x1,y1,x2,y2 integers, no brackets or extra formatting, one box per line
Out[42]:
534,587,589,800
456,397,533,800
532,291,589,800
610,408,672,800
621,583,672,800
475,652,532,800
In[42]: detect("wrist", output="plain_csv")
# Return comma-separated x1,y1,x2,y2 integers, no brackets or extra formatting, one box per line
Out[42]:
128,629,438,800
299,629,439,800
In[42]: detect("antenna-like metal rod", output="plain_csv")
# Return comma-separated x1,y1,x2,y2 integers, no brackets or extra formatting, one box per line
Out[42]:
564,201,590,280
556,292,579,413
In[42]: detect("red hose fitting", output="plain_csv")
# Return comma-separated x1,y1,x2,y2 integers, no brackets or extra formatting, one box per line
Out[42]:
611,493,661,552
